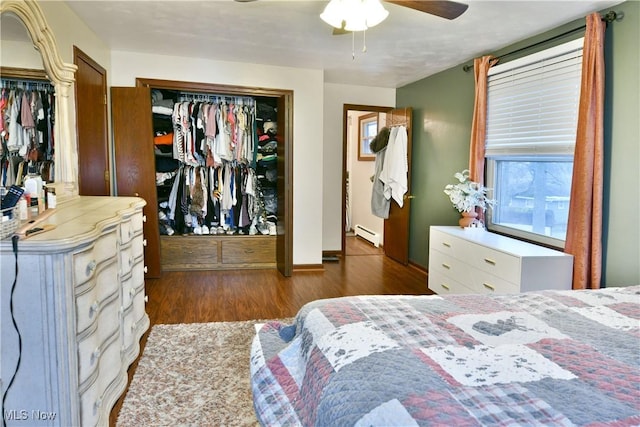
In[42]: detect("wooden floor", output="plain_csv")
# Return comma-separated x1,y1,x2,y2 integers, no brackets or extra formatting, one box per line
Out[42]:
109,236,431,425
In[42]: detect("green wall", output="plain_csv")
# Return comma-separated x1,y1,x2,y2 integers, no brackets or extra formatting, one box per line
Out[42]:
399,1,639,287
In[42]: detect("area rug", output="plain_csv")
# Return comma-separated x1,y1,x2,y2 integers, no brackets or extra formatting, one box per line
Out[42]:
117,319,292,427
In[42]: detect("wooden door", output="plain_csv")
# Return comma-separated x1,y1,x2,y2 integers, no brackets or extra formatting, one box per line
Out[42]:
74,46,110,195
276,93,294,276
383,107,413,265
111,87,161,278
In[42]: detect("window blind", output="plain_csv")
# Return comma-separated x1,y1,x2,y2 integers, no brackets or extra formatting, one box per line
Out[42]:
485,37,584,156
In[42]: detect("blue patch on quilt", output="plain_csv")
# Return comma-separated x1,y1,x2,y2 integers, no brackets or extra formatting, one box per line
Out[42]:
279,324,297,342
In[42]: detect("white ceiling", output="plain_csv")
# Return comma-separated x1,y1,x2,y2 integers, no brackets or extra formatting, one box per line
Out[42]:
8,1,625,88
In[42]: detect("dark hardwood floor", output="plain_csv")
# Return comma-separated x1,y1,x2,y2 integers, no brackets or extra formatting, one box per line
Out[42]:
109,236,431,425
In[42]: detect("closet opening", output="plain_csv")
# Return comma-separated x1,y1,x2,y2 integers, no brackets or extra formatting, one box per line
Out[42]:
112,78,293,277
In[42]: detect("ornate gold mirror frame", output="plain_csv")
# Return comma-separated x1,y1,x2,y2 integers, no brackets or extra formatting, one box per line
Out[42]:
1,0,78,199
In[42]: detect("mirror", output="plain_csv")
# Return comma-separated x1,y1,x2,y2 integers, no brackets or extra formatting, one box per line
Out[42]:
0,1,78,200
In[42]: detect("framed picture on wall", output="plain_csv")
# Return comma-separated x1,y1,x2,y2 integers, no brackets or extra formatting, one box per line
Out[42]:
358,112,378,161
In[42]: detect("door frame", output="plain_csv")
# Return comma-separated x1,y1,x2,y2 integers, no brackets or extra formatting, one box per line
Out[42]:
136,78,294,276
341,104,393,256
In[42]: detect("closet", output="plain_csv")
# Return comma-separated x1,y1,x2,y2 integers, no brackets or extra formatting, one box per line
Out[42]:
112,79,293,277
0,67,56,188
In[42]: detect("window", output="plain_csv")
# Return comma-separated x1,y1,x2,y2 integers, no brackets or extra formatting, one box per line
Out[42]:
485,38,583,248
358,112,378,161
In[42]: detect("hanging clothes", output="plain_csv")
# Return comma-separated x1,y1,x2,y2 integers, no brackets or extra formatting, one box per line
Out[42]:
380,125,408,208
369,126,391,218
1,79,56,186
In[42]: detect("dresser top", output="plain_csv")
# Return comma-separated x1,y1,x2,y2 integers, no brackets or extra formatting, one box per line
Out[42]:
431,225,572,258
1,196,145,252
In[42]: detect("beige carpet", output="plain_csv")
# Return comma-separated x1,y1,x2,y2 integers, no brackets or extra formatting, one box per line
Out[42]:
117,319,292,427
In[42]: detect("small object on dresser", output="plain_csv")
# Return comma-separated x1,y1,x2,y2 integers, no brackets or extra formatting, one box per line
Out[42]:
47,187,57,209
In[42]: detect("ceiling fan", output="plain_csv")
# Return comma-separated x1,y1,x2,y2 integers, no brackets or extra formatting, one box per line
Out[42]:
328,0,468,35
235,0,469,34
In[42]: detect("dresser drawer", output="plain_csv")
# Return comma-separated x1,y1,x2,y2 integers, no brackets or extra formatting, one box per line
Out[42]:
429,229,472,259
73,230,118,286
467,244,521,285
79,333,122,427
119,211,144,245
75,259,119,334
123,286,148,354
466,268,520,295
77,296,120,386
122,259,145,311
132,233,144,260
428,249,471,285
428,269,474,295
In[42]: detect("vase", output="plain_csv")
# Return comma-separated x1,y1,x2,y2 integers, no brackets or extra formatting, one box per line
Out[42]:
459,211,478,228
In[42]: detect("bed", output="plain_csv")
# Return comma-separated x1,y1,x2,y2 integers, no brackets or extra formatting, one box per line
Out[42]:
250,286,640,426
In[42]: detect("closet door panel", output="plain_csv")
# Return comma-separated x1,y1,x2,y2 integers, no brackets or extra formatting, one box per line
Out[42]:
111,87,161,278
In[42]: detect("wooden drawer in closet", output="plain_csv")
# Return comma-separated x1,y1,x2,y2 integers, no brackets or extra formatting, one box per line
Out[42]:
161,235,220,270
160,235,276,271
221,236,276,266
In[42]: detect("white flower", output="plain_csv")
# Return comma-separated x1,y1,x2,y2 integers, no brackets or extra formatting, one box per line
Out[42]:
443,169,496,213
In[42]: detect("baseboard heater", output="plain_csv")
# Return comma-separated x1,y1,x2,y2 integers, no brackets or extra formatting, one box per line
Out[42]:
353,224,380,247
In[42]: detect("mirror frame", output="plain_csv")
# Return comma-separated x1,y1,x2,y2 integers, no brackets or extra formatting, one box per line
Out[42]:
1,0,78,199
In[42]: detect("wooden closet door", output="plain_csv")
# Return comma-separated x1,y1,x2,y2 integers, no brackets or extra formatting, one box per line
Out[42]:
111,87,161,278
74,46,110,195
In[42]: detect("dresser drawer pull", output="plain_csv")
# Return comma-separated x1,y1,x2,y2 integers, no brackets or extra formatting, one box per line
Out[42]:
483,283,496,291
86,260,97,276
143,239,147,247
144,266,148,274
91,346,101,362
94,398,103,410
89,301,99,316
441,263,451,269
144,295,149,303
131,321,137,331
129,257,133,267
129,288,136,297
441,242,451,248
142,215,147,223
484,258,497,266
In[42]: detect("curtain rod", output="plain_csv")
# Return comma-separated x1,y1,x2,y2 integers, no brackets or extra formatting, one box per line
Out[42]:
462,10,622,72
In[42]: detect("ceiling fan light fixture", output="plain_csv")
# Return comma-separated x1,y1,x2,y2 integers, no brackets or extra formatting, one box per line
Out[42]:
320,0,389,31
362,0,389,28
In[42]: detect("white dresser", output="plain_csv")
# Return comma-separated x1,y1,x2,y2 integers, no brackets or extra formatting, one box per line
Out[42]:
1,196,149,427
428,226,573,295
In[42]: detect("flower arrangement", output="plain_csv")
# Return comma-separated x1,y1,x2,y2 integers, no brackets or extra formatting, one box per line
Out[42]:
443,169,496,213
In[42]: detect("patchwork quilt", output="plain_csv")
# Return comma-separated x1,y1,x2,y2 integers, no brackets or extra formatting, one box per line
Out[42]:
250,286,640,426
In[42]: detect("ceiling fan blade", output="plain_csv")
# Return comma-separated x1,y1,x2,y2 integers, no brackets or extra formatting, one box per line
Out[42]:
385,0,468,20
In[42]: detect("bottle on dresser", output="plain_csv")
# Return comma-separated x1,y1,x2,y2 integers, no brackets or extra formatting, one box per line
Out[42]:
24,162,44,216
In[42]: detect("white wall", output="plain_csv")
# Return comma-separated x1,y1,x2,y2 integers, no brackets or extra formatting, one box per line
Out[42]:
0,39,43,68
38,1,111,73
323,83,395,252
347,111,383,238
110,52,324,265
